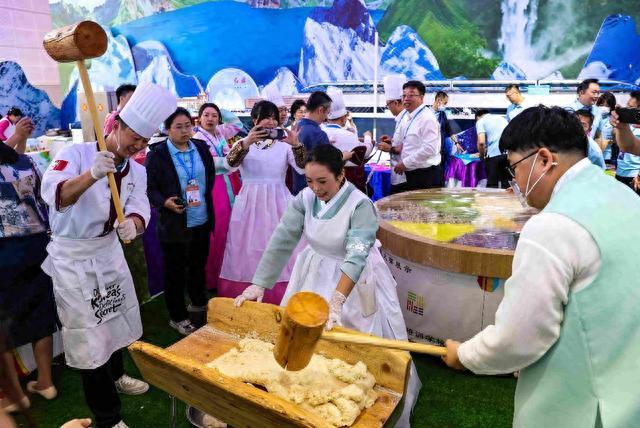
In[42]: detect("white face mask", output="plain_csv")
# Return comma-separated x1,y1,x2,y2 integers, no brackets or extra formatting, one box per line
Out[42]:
437,105,446,112
598,106,610,115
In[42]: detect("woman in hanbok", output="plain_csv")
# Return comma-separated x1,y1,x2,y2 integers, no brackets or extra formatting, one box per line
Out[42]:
235,144,421,427
217,100,306,304
192,103,242,290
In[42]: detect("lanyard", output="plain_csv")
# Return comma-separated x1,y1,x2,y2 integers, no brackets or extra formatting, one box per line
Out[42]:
325,124,342,129
175,147,195,181
402,105,428,140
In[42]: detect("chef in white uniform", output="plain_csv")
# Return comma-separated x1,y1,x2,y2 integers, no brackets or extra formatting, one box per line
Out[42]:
379,75,408,187
322,87,374,192
40,83,177,428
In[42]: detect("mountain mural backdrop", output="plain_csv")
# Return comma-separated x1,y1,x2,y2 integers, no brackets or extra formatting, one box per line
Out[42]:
49,0,640,113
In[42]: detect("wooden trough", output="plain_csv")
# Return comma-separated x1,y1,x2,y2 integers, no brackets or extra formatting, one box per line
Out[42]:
128,298,411,427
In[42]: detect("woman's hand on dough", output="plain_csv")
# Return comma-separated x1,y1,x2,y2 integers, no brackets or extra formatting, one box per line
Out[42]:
234,284,266,307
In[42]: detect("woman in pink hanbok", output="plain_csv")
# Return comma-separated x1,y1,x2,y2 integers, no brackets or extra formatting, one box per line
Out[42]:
218,100,306,304
192,103,243,290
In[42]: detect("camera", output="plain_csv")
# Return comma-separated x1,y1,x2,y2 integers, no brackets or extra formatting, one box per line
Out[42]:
175,197,187,207
264,128,287,140
615,107,640,125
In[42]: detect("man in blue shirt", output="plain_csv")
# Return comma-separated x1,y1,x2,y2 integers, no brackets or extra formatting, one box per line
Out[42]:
291,91,332,194
505,84,529,122
566,78,602,139
574,110,606,170
476,109,509,188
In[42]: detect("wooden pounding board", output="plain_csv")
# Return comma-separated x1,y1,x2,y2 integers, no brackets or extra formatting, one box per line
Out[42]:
130,298,410,427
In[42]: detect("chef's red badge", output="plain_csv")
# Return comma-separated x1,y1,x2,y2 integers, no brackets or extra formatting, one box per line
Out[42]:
51,160,68,171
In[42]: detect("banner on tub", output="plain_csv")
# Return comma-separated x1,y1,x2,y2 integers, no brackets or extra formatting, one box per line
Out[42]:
381,250,505,343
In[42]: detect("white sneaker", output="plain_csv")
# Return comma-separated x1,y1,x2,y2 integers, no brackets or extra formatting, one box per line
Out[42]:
112,421,129,428
169,319,197,335
115,374,149,395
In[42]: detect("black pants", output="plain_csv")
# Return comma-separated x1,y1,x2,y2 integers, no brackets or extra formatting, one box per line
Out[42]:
616,175,640,195
79,349,125,428
485,154,511,189
391,165,443,194
160,224,211,322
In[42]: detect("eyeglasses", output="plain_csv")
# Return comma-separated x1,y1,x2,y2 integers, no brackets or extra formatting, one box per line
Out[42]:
505,150,538,178
402,93,421,99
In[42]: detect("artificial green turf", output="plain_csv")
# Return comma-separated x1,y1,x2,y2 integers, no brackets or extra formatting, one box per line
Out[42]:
14,296,516,427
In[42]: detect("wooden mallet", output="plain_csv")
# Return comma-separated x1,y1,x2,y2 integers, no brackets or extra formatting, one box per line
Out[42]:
273,292,447,371
43,21,129,243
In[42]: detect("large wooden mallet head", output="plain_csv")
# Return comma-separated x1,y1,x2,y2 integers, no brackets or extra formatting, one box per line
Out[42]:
43,21,107,62
273,292,329,371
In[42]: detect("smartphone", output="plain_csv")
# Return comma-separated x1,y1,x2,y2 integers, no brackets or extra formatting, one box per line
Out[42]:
264,128,287,140
175,197,187,207
615,107,640,125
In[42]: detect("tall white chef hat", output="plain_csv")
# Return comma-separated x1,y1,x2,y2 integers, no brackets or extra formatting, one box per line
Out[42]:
119,83,177,139
383,74,406,102
327,87,348,120
262,85,285,108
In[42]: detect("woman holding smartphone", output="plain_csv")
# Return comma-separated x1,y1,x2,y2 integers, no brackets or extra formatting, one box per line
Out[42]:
218,100,306,304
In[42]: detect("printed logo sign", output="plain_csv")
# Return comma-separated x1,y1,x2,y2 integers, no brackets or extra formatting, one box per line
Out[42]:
406,291,424,316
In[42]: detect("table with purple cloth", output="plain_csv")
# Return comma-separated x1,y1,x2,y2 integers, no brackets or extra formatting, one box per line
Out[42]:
365,163,392,201
444,154,487,188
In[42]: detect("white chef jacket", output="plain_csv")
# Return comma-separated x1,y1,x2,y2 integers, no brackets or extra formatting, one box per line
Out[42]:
393,103,441,171
41,142,151,238
458,159,601,374
322,123,373,167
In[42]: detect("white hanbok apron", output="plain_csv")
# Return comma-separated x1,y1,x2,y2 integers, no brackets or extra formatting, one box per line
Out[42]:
41,232,142,370
281,187,420,428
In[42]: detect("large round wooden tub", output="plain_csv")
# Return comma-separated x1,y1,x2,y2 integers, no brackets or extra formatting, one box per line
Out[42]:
375,188,536,343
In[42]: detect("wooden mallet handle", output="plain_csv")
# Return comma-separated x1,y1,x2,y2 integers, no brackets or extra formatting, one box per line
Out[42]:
321,330,447,357
43,21,129,244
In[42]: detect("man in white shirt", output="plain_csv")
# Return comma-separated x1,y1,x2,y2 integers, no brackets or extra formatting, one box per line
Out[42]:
475,109,509,188
505,84,529,122
380,80,441,192
443,106,640,427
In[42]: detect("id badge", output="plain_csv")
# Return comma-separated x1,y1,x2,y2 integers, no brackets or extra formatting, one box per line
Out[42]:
185,179,201,207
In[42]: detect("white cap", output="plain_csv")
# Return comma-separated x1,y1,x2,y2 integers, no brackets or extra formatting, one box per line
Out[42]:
383,74,406,101
262,85,285,108
327,87,348,120
119,83,177,139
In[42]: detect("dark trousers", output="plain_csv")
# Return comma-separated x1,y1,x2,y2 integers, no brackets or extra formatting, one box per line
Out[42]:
485,154,511,189
160,224,210,322
616,175,640,195
391,165,443,194
79,349,125,428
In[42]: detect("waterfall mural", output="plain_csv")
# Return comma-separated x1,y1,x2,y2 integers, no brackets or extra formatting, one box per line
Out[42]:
49,0,640,113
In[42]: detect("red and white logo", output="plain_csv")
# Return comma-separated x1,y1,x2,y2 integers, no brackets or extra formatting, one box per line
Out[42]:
51,160,68,171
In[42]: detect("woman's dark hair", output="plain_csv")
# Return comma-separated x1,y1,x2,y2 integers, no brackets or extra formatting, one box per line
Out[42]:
596,92,616,110
251,100,280,126
499,105,588,157
290,99,307,121
0,141,19,165
198,102,223,123
164,107,192,130
305,144,344,178
7,107,22,117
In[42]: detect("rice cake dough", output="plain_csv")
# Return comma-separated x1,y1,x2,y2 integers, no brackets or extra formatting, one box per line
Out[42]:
207,338,378,427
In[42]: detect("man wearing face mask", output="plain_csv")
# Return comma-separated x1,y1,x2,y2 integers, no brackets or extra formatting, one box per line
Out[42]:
40,83,177,428
504,84,530,122
442,106,640,427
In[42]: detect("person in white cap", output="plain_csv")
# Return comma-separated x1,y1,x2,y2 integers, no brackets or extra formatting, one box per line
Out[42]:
262,85,289,126
379,75,409,187
322,87,373,192
40,83,177,428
